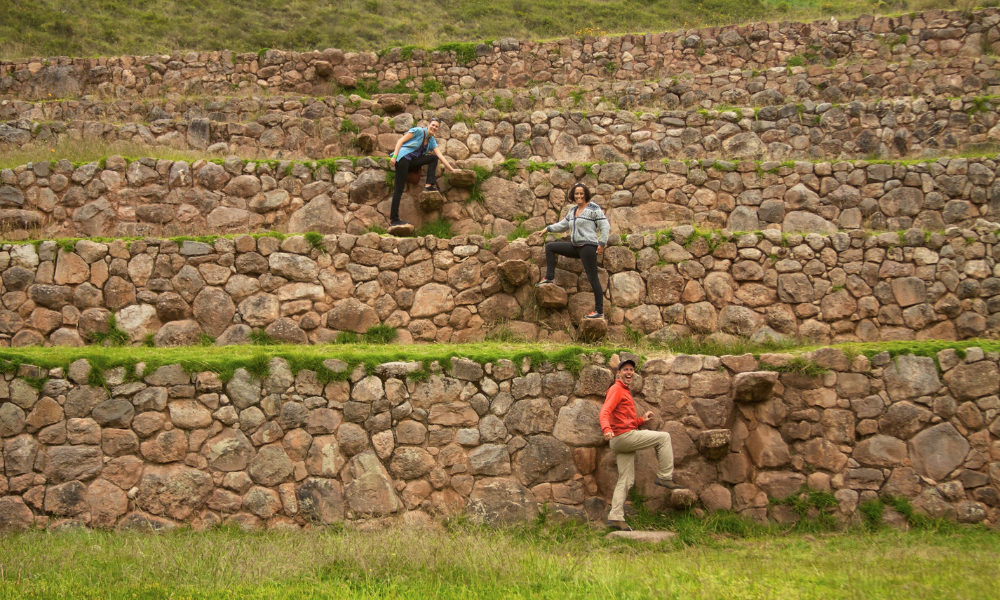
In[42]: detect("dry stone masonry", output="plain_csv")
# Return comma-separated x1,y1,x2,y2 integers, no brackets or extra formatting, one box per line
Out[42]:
3,155,1000,242
2,9,999,101
7,8,1000,167
6,93,1000,163
0,348,998,531
0,224,995,348
2,6,1000,533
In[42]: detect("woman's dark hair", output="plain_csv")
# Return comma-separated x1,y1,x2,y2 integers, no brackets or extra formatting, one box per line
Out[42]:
569,183,590,204
429,117,441,125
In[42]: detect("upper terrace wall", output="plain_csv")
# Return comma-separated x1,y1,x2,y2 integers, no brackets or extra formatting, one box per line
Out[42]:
1,9,998,102
1,348,998,531
2,155,1000,242
5,93,1000,164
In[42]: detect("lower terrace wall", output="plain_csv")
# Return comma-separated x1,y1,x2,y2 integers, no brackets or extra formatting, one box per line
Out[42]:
3,155,1000,241
0,225,997,349
5,93,1000,163
0,349,998,531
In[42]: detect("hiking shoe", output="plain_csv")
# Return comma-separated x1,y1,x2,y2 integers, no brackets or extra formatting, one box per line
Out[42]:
584,311,604,319
654,477,681,490
390,219,410,227
606,520,633,532
535,278,555,287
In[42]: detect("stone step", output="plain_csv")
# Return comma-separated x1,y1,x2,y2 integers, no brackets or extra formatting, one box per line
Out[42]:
606,530,678,543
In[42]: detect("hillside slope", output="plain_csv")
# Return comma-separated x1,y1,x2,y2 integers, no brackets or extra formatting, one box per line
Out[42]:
0,0,934,58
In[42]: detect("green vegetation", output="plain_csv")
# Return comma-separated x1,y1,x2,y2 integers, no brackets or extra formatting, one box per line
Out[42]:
760,356,829,376
0,342,634,384
1,1,964,60
339,119,361,135
414,216,454,238
466,165,493,204
507,222,537,241
0,0,742,58
248,329,276,346
0,517,997,599
419,78,445,94
87,314,131,347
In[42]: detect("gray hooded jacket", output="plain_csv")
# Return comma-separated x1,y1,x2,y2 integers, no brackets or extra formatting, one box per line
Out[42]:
547,201,610,247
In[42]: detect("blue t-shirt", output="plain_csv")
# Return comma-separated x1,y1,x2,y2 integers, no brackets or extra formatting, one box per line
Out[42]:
397,127,439,161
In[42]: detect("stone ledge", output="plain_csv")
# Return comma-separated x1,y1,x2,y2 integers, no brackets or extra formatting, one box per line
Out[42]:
606,530,678,543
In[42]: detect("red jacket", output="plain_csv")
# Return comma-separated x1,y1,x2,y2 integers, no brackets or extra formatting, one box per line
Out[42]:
600,380,643,436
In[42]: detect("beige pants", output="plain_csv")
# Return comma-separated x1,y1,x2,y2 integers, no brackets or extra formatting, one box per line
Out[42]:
607,429,674,521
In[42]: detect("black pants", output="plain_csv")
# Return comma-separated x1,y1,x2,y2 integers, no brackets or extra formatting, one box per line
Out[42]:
544,242,603,313
390,154,438,221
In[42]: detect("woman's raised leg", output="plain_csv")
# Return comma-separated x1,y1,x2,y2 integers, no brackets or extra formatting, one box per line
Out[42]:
579,244,603,314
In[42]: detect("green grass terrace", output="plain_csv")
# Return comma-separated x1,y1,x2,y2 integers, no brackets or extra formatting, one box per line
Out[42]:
1,339,999,383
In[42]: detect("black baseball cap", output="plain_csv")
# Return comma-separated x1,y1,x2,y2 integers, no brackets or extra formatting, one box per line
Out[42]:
618,358,636,370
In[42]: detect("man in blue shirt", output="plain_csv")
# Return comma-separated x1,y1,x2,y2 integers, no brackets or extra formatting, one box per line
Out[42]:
388,118,458,232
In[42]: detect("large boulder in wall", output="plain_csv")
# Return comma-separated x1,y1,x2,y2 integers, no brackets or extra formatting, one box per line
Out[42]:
465,477,538,525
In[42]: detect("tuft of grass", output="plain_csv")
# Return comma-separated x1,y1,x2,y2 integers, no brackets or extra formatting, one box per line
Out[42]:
336,331,360,344
365,224,388,235
432,41,482,65
362,324,398,345
507,223,536,241
89,314,131,347
860,498,886,530
414,217,453,238
304,231,325,252
420,78,445,94
245,352,271,381
760,356,828,376
249,329,275,346
466,166,494,204
339,119,361,134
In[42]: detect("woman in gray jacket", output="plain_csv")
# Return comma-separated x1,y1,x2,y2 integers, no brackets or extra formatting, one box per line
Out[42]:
537,183,610,319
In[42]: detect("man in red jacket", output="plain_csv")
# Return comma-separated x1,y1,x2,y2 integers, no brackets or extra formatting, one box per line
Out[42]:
600,358,679,531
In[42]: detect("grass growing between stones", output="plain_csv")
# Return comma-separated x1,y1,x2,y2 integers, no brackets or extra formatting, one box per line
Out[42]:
0,139,211,171
0,519,997,599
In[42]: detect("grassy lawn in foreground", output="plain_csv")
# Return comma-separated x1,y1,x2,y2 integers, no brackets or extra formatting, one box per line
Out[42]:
0,520,996,599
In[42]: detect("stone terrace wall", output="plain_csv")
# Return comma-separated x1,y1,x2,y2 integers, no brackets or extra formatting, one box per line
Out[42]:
5,93,1000,163
0,348,998,531
3,154,1000,241
0,222,998,349
4,52,1000,124
1,9,998,101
